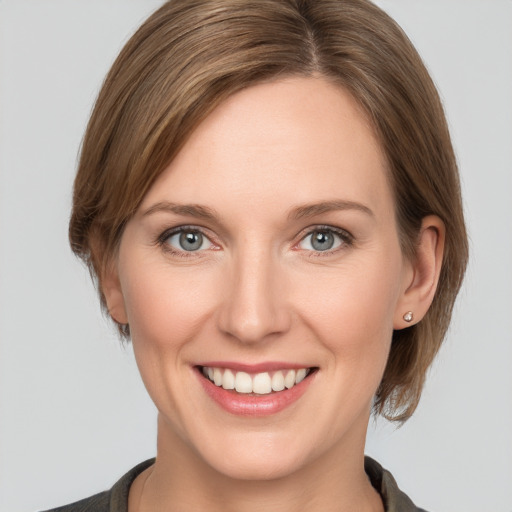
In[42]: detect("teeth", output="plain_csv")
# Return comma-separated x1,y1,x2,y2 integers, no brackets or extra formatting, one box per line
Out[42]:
253,372,272,394
295,368,307,384
222,369,235,390
284,370,296,389
213,368,223,387
202,367,311,395
271,371,285,392
235,372,252,393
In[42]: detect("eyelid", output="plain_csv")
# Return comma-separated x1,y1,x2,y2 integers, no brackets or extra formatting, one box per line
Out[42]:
155,223,353,257
295,225,354,253
156,225,220,255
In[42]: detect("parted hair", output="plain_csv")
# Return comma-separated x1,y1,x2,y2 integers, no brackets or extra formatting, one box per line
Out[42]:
69,0,468,421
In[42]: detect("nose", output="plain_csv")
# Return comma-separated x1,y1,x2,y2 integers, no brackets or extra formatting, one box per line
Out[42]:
217,245,291,344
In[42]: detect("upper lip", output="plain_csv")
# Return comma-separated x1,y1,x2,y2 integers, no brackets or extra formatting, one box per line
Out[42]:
196,361,314,373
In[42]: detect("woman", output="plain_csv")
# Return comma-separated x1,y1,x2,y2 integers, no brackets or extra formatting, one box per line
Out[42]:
44,0,467,510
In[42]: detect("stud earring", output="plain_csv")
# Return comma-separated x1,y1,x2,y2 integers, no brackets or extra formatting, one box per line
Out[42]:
403,311,414,323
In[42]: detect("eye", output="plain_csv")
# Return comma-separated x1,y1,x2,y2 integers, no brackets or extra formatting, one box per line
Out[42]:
165,229,214,252
298,228,349,252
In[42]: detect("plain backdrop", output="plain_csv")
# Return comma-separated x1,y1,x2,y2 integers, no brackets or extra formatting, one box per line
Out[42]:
1,1,511,511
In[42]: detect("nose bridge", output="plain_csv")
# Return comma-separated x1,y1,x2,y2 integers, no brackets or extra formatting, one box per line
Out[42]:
218,240,290,343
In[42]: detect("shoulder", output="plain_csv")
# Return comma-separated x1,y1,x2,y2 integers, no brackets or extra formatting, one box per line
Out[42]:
40,491,110,512
364,456,429,512
39,459,155,512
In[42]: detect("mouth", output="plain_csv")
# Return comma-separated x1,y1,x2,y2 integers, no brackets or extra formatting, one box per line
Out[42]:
199,366,316,395
195,364,318,416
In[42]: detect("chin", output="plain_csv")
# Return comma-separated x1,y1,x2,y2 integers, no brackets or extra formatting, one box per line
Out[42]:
207,449,306,482
192,429,312,481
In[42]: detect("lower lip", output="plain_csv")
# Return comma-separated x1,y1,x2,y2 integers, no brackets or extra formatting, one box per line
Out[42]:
197,369,315,417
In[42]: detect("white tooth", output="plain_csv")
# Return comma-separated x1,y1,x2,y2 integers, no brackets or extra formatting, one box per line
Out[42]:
235,371,253,393
284,370,296,389
213,368,223,387
207,367,214,380
253,372,272,394
271,371,285,392
222,369,235,390
202,367,208,377
295,368,307,384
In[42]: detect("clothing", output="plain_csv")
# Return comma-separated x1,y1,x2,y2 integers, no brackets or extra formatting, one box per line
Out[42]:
41,456,427,512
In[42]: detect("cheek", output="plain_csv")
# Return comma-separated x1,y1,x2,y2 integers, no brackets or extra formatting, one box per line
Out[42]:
296,254,403,363
117,258,222,420
119,259,219,349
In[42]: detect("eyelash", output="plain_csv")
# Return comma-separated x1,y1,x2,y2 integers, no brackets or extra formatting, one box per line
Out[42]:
296,225,354,257
155,225,218,259
155,224,354,258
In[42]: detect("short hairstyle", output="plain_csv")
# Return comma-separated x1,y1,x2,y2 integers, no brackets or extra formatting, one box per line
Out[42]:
69,0,468,421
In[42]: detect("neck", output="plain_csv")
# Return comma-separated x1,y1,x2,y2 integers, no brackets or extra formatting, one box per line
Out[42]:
131,414,383,512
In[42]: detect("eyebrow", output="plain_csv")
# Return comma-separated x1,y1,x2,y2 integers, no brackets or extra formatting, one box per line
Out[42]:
288,200,374,220
141,199,374,222
141,201,218,220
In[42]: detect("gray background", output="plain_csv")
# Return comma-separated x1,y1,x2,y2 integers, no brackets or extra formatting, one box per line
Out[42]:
1,1,511,511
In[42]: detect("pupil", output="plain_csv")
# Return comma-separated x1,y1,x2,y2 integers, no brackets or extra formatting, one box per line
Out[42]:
312,231,334,251
180,231,202,251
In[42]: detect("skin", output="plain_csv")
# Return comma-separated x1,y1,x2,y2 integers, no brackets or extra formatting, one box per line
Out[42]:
103,76,444,512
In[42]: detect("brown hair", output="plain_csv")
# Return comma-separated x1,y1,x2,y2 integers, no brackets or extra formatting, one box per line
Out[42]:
69,0,468,421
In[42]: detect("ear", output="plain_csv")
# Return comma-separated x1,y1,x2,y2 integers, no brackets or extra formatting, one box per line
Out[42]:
393,215,445,329
89,232,128,325
101,260,129,326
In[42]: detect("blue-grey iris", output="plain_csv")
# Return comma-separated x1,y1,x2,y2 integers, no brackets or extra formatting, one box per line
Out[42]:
179,231,203,251
311,230,335,251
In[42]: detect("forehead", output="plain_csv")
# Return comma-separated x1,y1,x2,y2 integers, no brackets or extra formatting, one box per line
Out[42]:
141,76,391,217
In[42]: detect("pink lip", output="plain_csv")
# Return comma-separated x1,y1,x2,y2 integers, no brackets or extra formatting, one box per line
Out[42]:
196,365,316,417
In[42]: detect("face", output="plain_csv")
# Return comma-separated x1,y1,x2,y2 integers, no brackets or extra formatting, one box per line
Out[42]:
107,77,414,480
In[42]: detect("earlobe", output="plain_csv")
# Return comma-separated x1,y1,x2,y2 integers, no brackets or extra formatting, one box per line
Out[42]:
102,262,128,326
394,215,445,329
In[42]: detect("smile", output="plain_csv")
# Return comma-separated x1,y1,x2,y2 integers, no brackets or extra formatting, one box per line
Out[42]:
196,364,317,416
201,366,311,395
